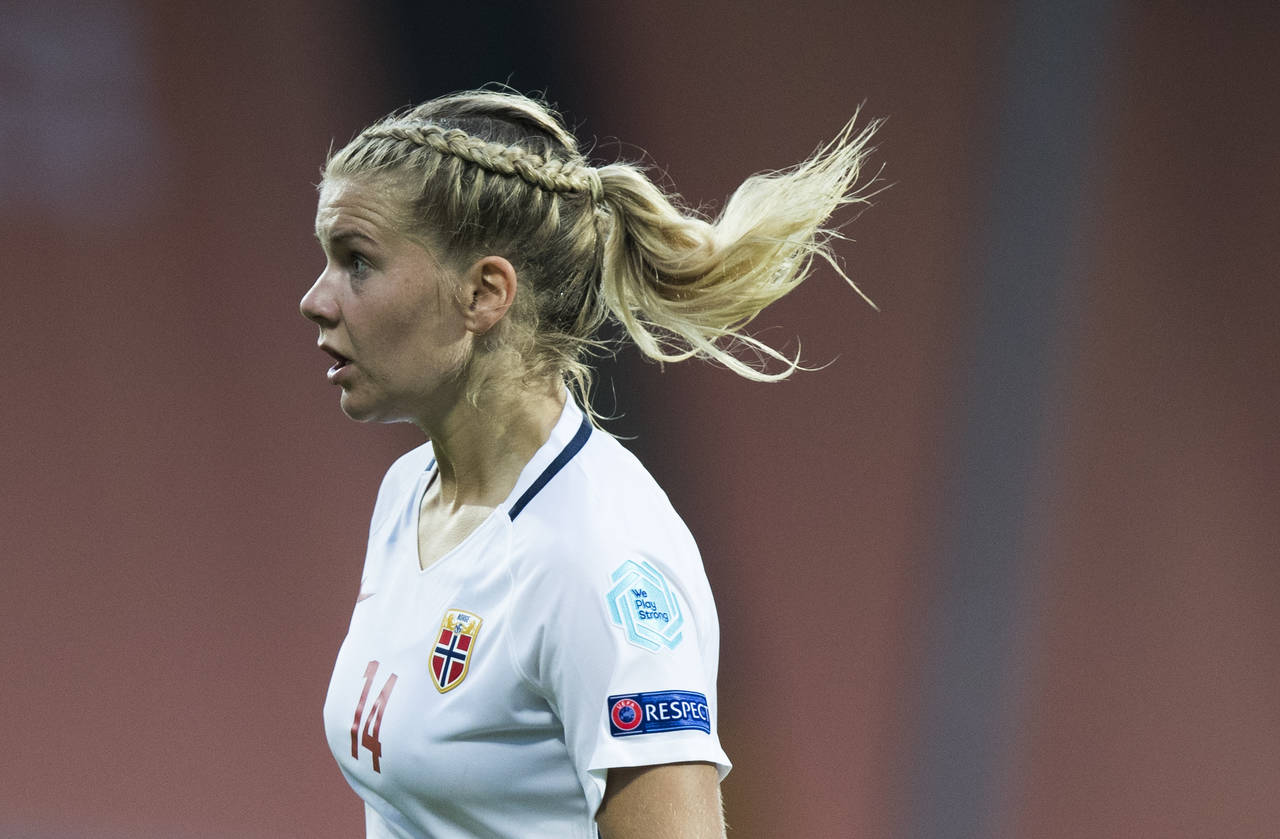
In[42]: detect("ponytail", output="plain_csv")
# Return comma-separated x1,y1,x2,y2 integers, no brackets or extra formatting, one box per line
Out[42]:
595,116,882,380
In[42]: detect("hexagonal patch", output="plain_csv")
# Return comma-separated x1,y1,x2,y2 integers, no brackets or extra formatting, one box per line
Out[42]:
607,559,684,651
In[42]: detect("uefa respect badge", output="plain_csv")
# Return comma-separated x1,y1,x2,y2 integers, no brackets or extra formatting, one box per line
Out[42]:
607,690,711,737
606,559,684,651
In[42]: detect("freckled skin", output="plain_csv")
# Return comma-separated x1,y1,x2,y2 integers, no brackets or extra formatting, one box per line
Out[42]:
301,178,472,425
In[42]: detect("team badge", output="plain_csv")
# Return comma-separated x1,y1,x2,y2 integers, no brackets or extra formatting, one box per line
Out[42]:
430,609,483,693
607,690,711,737
606,559,684,651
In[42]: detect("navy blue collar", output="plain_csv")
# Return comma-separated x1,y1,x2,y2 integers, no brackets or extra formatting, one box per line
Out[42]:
508,413,592,521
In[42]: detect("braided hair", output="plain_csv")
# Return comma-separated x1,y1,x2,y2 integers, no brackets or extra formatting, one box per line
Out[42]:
324,90,881,412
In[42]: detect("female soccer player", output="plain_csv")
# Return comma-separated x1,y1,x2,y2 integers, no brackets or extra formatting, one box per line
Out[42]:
302,89,878,838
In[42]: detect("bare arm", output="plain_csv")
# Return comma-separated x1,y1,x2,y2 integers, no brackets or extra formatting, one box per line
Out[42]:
596,761,725,839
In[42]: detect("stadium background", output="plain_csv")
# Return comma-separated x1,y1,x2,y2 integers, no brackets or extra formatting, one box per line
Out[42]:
2,1,1277,836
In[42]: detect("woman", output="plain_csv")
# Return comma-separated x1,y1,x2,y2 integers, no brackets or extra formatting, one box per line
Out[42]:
302,89,879,838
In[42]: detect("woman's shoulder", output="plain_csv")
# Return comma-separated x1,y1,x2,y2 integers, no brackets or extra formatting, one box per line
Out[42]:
367,440,435,531
376,441,434,496
511,431,700,577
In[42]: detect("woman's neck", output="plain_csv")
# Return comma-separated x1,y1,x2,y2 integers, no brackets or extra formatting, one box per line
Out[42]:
418,378,567,511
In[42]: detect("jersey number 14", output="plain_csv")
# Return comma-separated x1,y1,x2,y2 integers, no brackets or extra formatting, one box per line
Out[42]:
351,660,398,772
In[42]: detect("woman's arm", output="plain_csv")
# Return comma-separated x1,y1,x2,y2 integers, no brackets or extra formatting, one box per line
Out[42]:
596,761,725,839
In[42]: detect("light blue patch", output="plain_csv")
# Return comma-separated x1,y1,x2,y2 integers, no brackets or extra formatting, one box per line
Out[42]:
607,559,684,651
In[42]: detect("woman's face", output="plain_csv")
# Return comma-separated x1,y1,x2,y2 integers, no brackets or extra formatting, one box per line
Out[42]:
302,177,472,424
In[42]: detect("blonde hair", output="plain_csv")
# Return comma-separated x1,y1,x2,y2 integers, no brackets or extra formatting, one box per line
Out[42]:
324,90,881,409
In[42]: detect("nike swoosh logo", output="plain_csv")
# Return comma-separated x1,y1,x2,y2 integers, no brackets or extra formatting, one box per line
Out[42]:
356,590,376,603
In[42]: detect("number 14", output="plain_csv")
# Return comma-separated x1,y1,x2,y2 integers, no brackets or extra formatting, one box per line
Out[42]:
351,660,397,772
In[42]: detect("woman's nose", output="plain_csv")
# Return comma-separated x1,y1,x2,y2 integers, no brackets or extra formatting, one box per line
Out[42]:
300,274,338,326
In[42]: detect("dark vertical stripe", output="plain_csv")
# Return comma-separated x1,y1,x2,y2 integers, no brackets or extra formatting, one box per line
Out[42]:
377,0,593,119
908,1,1121,836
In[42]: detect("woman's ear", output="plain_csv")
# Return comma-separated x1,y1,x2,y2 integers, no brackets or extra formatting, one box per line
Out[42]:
459,255,518,335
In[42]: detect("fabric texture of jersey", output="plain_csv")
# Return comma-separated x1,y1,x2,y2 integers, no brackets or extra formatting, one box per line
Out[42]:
322,398,730,838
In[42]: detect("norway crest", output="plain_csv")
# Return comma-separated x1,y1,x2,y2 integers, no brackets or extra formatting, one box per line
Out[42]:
431,609,483,693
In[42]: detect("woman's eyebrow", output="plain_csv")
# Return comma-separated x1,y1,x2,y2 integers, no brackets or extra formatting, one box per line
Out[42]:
316,228,378,248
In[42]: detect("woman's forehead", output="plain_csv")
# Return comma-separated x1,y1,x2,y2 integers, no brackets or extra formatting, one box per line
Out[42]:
315,177,407,241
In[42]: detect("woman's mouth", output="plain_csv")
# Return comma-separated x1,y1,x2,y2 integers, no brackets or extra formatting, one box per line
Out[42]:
320,344,353,382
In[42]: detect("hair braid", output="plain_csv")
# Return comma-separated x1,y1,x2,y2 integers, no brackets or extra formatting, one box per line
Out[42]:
361,124,601,200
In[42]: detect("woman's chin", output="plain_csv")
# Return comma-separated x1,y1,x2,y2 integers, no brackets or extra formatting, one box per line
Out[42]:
338,391,381,423
339,391,415,425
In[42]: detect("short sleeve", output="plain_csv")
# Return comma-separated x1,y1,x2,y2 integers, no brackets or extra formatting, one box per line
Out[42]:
516,548,732,816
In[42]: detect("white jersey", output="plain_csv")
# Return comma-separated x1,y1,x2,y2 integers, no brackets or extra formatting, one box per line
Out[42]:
322,398,730,838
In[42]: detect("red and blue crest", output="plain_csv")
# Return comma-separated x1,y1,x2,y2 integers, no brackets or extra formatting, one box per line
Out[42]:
430,609,483,693
610,697,644,733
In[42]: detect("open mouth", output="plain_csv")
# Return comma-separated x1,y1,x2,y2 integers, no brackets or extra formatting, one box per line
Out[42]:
322,345,351,373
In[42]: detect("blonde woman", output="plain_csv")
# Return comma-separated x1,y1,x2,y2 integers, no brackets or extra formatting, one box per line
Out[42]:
303,89,879,839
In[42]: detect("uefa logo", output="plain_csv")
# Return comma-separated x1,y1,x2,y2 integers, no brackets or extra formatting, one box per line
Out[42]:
610,697,644,733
